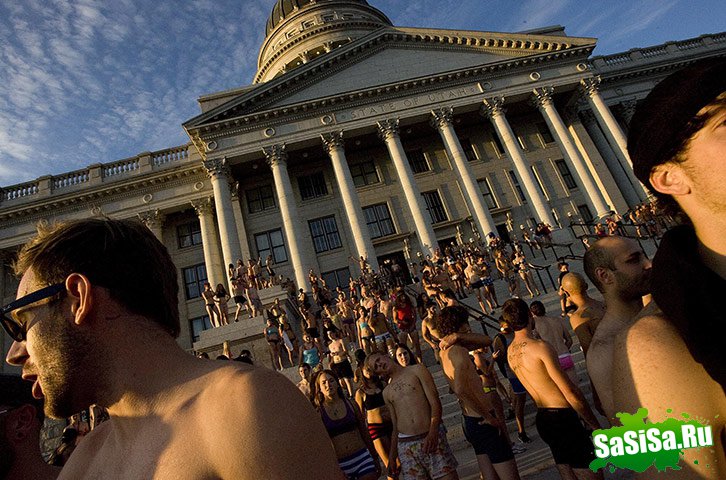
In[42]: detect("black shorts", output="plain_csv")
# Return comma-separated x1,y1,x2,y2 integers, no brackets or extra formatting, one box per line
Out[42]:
330,359,354,379
462,415,514,463
305,327,320,339
470,280,484,289
233,295,247,304
535,408,595,469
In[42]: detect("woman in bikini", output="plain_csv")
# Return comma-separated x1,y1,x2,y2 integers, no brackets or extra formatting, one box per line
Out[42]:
356,307,375,355
314,370,380,480
513,250,540,298
278,312,299,366
354,366,393,475
214,283,230,326
299,333,322,372
264,317,283,371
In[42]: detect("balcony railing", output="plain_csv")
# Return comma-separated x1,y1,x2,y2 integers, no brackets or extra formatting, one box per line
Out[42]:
0,144,192,207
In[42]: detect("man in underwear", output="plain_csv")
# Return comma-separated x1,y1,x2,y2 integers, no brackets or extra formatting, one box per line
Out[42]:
367,301,396,356
366,352,459,480
612,58,726,478
559,272,604,356
4,218,343,479
583,236,651,422
529,301,577,384
0,374,60,480
435,306,520,480
502,299,601,480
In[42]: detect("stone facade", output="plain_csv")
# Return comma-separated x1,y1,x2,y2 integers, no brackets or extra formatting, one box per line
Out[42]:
1,0,724,364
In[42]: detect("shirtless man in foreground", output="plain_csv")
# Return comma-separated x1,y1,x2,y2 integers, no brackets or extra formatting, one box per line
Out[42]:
614,58,726,478
503,298,601,480
583,236,651,422
559,273,604,356
3,219,343,479
366,352,458,480
435,306,520,480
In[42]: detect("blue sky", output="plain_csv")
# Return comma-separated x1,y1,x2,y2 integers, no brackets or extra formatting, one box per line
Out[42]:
0,0,723,187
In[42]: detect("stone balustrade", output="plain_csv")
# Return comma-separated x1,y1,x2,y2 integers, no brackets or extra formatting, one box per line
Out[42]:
0,144,191,206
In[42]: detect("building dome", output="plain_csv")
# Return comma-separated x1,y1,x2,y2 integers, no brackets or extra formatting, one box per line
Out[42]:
256,0,391,83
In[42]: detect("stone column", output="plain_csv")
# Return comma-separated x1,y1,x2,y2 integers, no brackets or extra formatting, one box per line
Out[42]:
377,119,438,257
203,157,243,271
321,131,380,271
481,97,556,226
532,87,610,217
190,197,225,287
580,78,648,201
137,209,165,241
580,110,641,207
229,181,252,262
430,107,497,237
263,144,311,292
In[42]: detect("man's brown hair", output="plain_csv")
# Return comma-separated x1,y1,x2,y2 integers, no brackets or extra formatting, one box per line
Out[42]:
14,218,180,337
501,298,530,332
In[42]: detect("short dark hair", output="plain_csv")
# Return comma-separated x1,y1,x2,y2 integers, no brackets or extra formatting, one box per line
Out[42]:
501,298,530,332
0,374,43,421
583,240,616,293
14,218,180,337
436,305,469,337
529,301,546,317
628,57,726,214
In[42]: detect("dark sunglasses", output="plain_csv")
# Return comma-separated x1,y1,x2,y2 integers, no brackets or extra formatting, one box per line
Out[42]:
1,283,65,342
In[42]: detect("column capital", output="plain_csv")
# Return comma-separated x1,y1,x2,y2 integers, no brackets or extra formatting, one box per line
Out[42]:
262,144,287,167
480,96,506,119
376,118,400,141
321,131,345,154
429,107,454,130
203,157,230,179
580,76,601,98
531,86,555,109
190,196,214,216
137,209,165,229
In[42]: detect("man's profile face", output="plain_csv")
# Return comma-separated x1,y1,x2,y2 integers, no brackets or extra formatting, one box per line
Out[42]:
609,238,652,300
369,353,391,376
5,269,87,419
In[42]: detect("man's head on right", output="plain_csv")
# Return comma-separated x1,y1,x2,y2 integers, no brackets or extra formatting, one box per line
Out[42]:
0,374,44,476
501,298,531,332
628,57,726,217
364,352,392,376
584,236,652,300
435,305,469,337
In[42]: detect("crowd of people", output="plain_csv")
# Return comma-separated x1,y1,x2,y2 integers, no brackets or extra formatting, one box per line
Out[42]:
0,58,723,480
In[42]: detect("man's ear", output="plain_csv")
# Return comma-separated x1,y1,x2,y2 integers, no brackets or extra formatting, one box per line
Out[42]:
649,163,691,197
595,266,614,288
65,273,93,326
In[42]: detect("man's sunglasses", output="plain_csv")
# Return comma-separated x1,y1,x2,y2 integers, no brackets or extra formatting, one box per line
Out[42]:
1,283,65,342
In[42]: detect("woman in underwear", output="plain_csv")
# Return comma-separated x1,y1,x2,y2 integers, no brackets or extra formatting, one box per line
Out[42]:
512,250,540,298
299,333,322,372
392,290,422,363
354,365,393,475
278,312,299,366
356,307,375,355
201,282,221,327
314,370,380,480
214,283,230,326
264,317,283,371
328,329,355,397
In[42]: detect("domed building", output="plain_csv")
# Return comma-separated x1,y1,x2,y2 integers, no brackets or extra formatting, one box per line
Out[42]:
0,0,724,356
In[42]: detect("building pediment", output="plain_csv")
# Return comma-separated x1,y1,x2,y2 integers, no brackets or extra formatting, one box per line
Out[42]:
183,26,595,141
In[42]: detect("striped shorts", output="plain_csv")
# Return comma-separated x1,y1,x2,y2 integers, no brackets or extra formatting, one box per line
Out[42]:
338,447,377,479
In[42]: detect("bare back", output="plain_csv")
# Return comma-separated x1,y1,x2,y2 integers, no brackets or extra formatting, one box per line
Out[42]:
569,299,604,355
533,315,571,357
507,336,571,408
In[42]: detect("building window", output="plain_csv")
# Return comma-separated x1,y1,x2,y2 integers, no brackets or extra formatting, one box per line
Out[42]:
516,133,528,151
309,216,342,253
578,204,594,222
555,160,577,190
350,162,379,187
246,185,276,213
298,172,328,200
255,229,287,264
189,315,212,343
321,267,351,292
406,149,430,173
531,165,549,200
491,134,505,156
508,170,527,203
477,178,498,210
182,263,208,300
363,203,396,239
459,138,478,161
422,191,448,224
536,122,555,145
177,221,202,249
